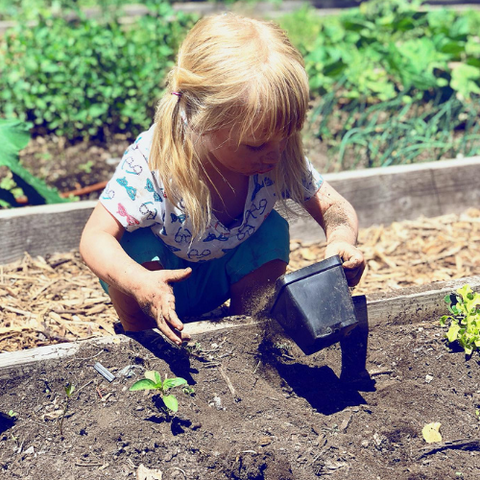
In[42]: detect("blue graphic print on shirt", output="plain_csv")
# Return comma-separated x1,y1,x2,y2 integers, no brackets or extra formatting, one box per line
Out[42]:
100,125,324,262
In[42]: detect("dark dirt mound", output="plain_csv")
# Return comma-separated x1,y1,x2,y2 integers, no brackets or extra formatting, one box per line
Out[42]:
1,312,480,479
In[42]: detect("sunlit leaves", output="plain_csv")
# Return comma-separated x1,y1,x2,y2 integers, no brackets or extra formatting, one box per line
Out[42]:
440,284,480,356
129,371,190,413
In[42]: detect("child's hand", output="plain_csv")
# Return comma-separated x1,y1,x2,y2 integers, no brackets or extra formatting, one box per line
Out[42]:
135,267,193,345
325,241,365,287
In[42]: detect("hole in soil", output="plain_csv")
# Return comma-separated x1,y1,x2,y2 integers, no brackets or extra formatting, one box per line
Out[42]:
275,363,366,415
0,413,16,434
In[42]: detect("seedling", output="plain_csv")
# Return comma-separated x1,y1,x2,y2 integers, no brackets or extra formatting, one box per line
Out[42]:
182,385,195,396
129,371,188,413
440,284,480,356
59,383,75,436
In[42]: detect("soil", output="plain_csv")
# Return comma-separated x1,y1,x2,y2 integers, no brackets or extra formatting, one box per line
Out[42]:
2,137,480,479
1,313,480,480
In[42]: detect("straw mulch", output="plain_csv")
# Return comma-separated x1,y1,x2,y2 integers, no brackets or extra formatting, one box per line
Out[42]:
1,208,479,353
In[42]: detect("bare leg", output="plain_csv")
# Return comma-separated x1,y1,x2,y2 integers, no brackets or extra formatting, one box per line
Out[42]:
108,261,163,332
229,259,287,316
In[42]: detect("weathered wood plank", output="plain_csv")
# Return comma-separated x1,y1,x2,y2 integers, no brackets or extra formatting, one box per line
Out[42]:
1,276,478,373
1,157,479,263
0,201,96,264
366,275,480,329
0,336,125,379
289,156,480,242
334,156,480,225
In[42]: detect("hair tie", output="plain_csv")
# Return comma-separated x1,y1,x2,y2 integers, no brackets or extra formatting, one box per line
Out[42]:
171,92,182,98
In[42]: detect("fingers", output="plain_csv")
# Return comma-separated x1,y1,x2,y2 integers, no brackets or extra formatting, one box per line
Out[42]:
155,295,191,346
342,254,366,287
166,267,192,283
136,267,193,345
155,309,191,345
325,241,366,287
344,264,364,287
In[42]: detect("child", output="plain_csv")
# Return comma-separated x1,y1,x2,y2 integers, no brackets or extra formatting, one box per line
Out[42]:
80,13,365,346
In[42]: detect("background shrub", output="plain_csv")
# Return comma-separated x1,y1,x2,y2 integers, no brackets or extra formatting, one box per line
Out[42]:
278,0,480,169
0,0,196,141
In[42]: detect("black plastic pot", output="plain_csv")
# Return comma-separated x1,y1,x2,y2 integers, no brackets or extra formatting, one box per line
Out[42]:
270,255,358,355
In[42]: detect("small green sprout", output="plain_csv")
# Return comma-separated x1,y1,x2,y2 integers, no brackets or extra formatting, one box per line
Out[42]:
59,382,75,437
7,410,17,418
182,385,195,396
440,284,480,356
129,371,188,413
65,383,75,398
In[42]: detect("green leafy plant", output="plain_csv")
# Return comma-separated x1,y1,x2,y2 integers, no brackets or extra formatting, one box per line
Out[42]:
129,370,188,413
0,1,196,142
278,0,480,170
440,284,480,355
0,118,67,206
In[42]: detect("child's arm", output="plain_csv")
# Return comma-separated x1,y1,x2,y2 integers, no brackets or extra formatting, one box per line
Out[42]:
303,181,365,286
79,203,191,344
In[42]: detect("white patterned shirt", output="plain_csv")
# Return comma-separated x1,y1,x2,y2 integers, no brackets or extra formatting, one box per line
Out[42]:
100,125,323,262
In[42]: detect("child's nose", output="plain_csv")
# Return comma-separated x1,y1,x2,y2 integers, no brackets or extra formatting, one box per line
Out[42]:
264,140,287,164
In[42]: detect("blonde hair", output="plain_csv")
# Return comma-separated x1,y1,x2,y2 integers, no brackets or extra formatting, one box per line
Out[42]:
150,13,310,236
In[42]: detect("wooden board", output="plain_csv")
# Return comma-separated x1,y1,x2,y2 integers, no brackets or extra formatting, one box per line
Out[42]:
365,275,480,329
0,201,96,264
1,157,479,264
289,156,480,242
1,276,478,373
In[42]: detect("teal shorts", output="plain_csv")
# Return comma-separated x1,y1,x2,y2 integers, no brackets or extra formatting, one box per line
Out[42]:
100,209,289,319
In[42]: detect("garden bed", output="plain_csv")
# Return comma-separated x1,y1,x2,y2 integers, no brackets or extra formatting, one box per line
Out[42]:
1,303,480,480
1,157,480,479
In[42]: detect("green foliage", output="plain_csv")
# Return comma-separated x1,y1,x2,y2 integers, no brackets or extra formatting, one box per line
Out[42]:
129,370,189,413
0,1,196,141
0,118,67,206
0,0,147,21
278,0,480,169
318,94,480,170
440,285,480,356
64,383,75,398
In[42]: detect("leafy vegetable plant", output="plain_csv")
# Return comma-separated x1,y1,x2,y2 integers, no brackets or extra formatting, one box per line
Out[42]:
440,284,480,355
0,118,67,206
129,371,188,413
0,1,196,141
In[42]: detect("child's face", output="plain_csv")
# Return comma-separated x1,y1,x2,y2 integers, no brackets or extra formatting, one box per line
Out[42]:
203,127,288,177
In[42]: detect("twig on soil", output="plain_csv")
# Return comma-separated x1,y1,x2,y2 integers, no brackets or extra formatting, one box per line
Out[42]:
218,365,240,402
218,347,236,359
204,362,221,368
75,380,94,398
96,386,104,399
369,369,394,377
75,461,104,467
165,466,187,479
417,439,480,460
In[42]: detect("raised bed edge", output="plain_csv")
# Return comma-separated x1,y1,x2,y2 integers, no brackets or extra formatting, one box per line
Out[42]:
1,275,478,374
1,156,479,264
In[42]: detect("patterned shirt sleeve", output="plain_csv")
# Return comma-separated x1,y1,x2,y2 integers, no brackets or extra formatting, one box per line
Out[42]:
281,157,324,202
99,130,165,232
302,157,324,202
